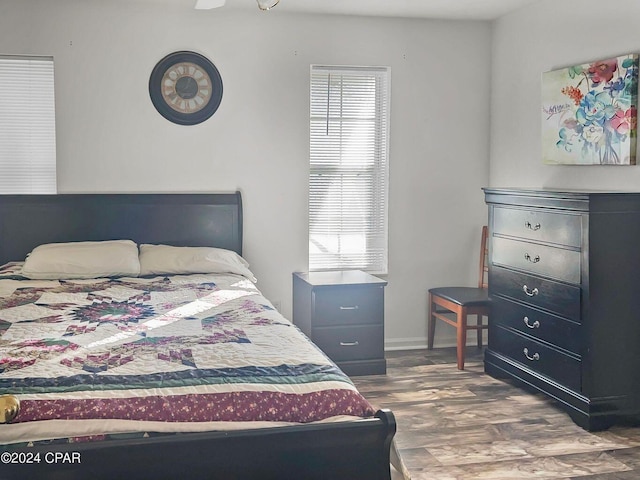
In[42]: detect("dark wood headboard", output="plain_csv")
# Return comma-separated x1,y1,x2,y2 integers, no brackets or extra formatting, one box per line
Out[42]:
0,192,243,264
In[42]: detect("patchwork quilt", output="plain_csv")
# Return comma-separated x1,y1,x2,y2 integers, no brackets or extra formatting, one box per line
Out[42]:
0,266,374,445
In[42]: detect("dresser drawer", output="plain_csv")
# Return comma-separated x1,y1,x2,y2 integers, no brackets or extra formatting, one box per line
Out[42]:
493,206,582,247
490,266,581,321
312,325,384,362
491,325,581,392
312,286,383,326
491,296,580,354
493,237,580,284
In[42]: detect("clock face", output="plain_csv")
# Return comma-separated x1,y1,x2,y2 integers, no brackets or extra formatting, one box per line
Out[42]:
160,62,212,114
149,51,223,125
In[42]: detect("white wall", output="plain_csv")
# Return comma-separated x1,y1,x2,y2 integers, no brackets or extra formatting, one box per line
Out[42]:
0,0,491,349
491,0,640,188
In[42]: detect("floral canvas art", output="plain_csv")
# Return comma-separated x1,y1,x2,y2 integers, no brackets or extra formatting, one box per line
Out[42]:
542,54,638,165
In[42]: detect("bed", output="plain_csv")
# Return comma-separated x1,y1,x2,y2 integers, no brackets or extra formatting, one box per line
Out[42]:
0,192,399,480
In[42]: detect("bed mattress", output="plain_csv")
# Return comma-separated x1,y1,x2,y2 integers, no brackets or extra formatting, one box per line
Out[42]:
0,266,374,446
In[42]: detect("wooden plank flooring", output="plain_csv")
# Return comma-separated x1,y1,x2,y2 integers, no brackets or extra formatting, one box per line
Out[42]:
352,348,640,479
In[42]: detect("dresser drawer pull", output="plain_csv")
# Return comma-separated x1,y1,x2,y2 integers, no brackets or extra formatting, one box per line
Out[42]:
522,285,539,297
523,316,540,329
339,305,359,311
339,341,360,347
524,253,540,263
523,348,540,361
525,221,541,231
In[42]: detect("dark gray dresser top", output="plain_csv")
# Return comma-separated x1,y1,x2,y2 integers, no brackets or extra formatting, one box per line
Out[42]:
483,187,640,212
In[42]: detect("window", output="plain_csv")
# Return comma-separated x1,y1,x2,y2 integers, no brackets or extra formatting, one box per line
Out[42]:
0,55,56,194
309,65,390,273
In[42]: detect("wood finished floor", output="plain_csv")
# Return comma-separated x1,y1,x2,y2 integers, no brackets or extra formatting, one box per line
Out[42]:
352,348,640,480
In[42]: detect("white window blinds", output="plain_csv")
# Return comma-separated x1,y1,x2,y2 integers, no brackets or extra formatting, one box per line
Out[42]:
0,55,56,194
309,65,390,273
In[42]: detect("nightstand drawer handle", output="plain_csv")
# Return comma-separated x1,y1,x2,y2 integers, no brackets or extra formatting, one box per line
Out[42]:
339,305,359,311
522,285,539,297
340,341,360,347
523,316,540,329
525,221,541,231
523,348,540,361
524,253,540,263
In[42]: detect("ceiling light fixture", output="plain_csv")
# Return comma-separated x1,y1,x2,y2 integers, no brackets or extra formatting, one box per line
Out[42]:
194,0,279,10
256,0,279,10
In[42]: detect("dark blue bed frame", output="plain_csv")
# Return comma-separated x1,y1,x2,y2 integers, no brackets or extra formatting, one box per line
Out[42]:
0,192,396,480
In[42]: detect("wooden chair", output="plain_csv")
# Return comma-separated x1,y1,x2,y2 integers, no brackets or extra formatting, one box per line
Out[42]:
427,226,490,370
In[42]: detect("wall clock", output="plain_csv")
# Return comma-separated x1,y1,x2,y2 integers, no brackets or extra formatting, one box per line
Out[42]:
149,51,223,125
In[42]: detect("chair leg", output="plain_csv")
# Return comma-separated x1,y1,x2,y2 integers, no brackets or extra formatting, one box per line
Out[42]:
477,314,483,348
456,308,468,370
427,293,436,350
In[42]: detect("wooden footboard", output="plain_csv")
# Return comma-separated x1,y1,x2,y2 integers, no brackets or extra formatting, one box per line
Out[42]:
1,410,396,480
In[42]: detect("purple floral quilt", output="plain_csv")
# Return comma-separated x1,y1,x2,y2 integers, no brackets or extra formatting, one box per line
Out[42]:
0,266,374,445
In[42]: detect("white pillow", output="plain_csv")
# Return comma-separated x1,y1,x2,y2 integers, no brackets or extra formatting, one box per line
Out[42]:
138,244,256,282
21,240,141,280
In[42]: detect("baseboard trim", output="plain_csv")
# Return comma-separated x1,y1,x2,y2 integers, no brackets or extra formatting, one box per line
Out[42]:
384,338,428,351
384,333,488,351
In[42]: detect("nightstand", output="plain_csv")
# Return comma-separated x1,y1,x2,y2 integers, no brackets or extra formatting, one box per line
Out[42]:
292,270,387,376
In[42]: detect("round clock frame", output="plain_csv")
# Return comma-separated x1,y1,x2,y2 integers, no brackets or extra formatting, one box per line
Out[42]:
149,51,223,126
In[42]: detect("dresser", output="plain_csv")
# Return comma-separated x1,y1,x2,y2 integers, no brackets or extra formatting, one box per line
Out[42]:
292,270,387,376
484,187,640,431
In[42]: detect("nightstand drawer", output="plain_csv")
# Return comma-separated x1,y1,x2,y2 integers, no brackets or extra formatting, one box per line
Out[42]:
493,237,580,284
312,286,383,326
492,297,580,354
312,325,384,362
490,266,581,321
491,325,581,392
493,206,581,247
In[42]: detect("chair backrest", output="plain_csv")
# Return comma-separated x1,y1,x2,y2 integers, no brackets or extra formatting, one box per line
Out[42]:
477,225,489,289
